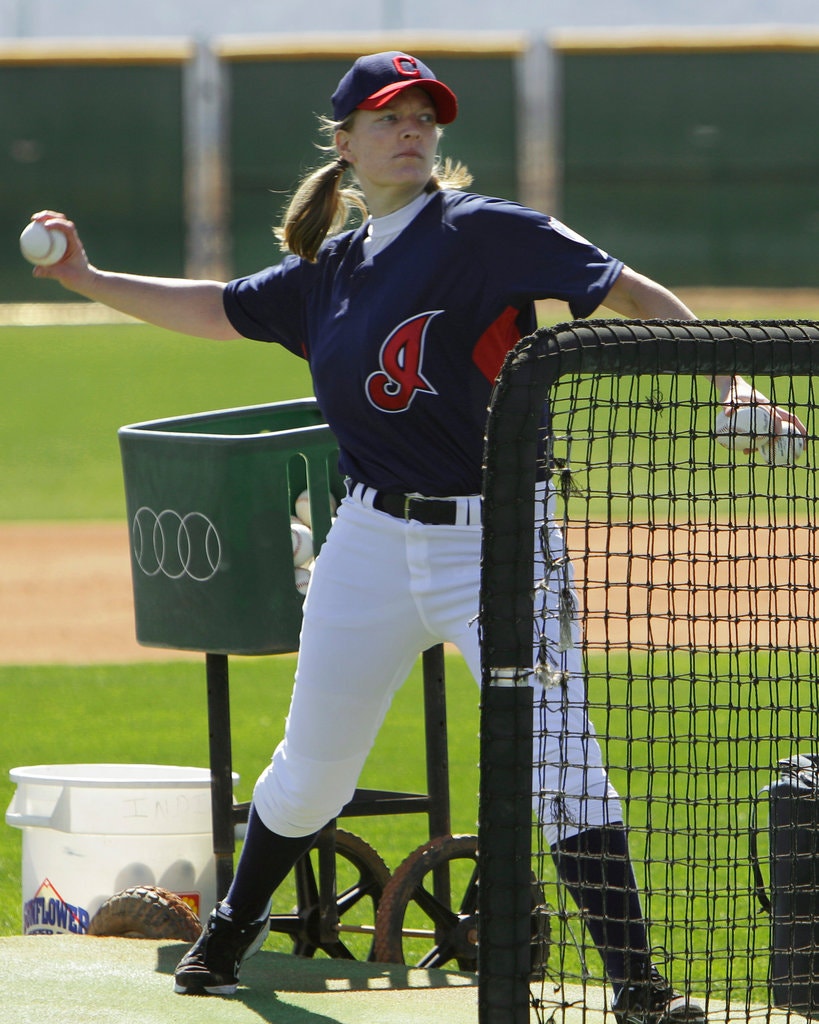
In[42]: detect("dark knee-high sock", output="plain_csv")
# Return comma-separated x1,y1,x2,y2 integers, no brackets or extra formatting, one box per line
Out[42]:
552,824,651,996
222,804,320,922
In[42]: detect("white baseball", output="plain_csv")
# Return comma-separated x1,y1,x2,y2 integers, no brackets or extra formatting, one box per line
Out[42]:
19,221,68,266
294,565,311,596
714,405,772,451
294,488,337,529
759,421,806,467
291,522,313,567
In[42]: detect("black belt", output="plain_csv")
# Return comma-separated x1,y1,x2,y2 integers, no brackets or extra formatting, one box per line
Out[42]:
373,491,461,525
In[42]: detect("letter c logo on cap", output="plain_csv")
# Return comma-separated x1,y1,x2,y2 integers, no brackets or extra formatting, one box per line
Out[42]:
393,54,421,79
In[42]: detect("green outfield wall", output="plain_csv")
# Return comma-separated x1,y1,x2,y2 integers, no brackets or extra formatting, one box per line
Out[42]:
555,33,819,288
1,43,190,302
2,32,819,302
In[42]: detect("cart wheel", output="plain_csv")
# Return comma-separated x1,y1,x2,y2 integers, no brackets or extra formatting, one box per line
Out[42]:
268,827,391,961
87,885,201,941
373,833,550,976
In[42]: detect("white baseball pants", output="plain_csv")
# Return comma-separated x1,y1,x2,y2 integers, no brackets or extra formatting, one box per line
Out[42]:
252,482,622,847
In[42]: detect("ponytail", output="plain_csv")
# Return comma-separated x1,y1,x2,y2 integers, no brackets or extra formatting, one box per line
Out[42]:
276,156,367,263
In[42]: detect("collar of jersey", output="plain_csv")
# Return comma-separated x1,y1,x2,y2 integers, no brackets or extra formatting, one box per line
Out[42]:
363,191,437,257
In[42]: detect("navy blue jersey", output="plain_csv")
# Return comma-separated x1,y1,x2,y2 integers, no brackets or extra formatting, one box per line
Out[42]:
223,190,623,496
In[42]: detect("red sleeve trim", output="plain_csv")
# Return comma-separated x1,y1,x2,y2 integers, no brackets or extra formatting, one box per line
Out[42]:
471,305,522,383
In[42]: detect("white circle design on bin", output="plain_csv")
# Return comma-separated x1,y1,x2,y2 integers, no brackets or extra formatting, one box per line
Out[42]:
132,507,222,581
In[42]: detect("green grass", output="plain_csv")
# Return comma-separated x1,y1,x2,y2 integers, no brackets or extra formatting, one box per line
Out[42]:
0,323,313,519
547,360,817,525
559,646,819,1003
0,653,482,939
2,302,819,521
3,646,808,1002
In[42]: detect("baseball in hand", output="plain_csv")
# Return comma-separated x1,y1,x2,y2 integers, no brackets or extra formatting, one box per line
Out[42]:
759,421,806,467
19,221,68,266
714,405,771,451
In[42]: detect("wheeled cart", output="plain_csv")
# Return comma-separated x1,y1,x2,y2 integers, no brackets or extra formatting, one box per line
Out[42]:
116,398,492,968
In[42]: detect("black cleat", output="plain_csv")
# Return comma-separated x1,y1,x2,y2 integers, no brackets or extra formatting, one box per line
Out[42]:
612,967,707,1024
173,901,271,996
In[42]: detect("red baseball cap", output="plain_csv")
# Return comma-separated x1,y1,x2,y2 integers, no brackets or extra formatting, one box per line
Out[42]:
332,51,458,124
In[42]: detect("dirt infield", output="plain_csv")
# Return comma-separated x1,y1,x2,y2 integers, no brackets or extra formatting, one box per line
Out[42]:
568,521,817,653
0,522,198,664
2,518,814,665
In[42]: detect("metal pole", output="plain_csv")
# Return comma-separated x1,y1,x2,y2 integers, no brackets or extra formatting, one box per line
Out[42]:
515,33,560,215
182,39,230,280
205,652,235,900
423,643,452,915
423,643,452,843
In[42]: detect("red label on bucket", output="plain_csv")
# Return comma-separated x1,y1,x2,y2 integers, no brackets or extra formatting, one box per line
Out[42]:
176,892,201,916
23,878,90,935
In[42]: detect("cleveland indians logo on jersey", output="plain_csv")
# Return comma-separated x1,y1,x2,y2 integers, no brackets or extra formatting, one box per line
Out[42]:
365,311,441,413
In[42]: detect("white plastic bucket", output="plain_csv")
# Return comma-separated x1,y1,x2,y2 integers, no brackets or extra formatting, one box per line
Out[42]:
5,764,236,935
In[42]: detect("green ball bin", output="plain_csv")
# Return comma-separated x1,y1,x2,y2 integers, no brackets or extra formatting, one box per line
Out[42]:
118,398,343,656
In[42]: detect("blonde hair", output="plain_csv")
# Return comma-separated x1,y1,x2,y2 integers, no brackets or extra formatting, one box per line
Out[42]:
276,113,473,262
